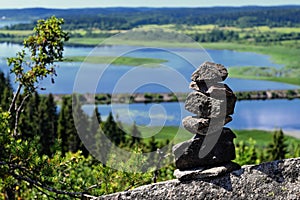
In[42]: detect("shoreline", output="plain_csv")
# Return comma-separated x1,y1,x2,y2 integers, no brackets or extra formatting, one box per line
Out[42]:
51,89,300,104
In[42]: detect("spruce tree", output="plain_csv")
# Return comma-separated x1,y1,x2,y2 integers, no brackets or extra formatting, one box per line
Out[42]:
39,93,58,156
57,96,69,154
102,112,126,146
89,107,102,137
0,71,7,99
0,72,13,110
130,121,142,147
148,136,158,152
93,126,110,164
18,92,40,139
267,129,288,161
72,94,90,156
57,95,89,155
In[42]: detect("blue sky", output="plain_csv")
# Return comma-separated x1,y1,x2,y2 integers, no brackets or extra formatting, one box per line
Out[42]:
1,0,300,9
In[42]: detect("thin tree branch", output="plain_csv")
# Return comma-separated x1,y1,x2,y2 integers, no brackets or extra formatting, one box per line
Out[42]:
11,172,83,198
32,184,56,200
0,161,83,199
8,84,22,113
13,93,30,137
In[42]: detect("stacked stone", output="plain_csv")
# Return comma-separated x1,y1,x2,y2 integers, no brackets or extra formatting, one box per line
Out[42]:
173,61,240,179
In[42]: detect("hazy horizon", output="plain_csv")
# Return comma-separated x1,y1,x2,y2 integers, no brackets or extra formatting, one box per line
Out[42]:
1,5,300,10
0,0,300,9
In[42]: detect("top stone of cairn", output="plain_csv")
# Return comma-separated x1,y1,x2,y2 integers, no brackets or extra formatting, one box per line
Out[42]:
191,61,228,83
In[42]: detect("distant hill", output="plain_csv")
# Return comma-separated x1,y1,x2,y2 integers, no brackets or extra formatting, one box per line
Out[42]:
1,6,300,30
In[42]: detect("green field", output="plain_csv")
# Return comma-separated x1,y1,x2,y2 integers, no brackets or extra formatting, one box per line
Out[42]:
233,129,300,147
228,66,300,86
0,29,33,35
67,37,106,46
64,56,167,66
127,126,300,148
122,125,193,144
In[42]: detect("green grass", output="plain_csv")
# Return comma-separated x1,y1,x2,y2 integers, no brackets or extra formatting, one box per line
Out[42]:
139,24,300,34
122,125,193,144
64,56,167,66
100,38,199,48
133,126,300,148
228,66,300,86
67,37,106,46
229,74,300,86
0,29,33,36
67,37,195,48
234,129,300,148
141,126,193,144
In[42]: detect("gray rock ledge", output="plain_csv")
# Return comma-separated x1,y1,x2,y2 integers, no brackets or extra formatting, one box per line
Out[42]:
85,158,300,200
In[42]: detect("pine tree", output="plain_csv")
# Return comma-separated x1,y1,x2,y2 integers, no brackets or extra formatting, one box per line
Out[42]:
102,112,126,146
93,127,110,164
38,93,58,156
87,107,102,154
115,115,127,147
18,92,40,139
267,129,288,161
72,94,90,156
148,136,158,152
57,95,89,155
57,96,80,154
0,72,13,110
0,71,7,98
1,87,13,111
57,96,69,154
130,121,142,147
89,107,102,136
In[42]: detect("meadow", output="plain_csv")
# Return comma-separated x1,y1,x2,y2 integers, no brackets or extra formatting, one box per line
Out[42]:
130,126,300,148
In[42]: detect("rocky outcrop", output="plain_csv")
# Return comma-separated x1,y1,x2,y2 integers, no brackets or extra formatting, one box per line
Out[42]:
85,158,300,200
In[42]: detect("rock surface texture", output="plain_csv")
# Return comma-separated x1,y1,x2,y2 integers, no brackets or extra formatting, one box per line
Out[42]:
172,61,239,174
87,158,300,200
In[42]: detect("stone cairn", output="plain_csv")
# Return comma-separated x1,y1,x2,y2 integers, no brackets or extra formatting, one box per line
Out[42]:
172,61,241,181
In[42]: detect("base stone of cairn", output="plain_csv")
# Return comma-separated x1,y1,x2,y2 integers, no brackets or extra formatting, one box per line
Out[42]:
172,61,241,181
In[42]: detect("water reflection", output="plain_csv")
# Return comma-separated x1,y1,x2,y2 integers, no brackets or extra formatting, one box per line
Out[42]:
82,99,300,134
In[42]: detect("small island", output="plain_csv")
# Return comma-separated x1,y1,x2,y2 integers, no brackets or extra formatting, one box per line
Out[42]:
64,56,167,66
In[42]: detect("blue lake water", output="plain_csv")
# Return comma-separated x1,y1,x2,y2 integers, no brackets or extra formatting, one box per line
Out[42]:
0,43,299,133
82,99,300,132
0,43,294,93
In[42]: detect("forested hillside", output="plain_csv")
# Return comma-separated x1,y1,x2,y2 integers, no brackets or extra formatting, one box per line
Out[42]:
2,6,300,30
